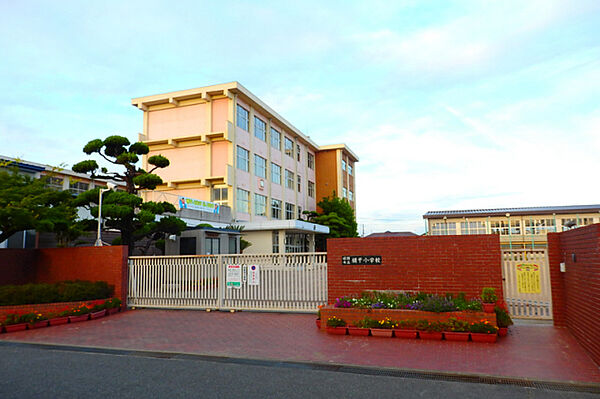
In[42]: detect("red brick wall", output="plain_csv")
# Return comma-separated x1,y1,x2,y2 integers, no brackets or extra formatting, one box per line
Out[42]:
547,224,600,366
0,249,36,285
0,246,128,303
327,235,503,304
35,246,129,302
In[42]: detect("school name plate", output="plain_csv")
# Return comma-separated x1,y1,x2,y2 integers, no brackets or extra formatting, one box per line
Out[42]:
342,256,382,265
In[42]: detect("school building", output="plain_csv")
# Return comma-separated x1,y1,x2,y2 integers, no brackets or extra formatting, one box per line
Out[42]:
423,204,600,248
131,82,358,254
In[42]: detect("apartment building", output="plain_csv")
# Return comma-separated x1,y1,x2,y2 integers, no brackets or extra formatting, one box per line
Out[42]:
132,82,358,253
315,144,358,211
423,204,600,249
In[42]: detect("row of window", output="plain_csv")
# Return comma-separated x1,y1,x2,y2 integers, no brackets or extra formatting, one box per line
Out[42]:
341,187,354,202
236,188,304,219
236,104,315,169
236,146,315,197
272,232,309,253
46,177,95,195
341,159,354,176
431,218,597,236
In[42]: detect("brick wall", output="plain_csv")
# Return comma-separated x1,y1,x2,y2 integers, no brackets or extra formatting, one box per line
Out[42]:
327,235,503,304
0,246,129,302
547,224,600,366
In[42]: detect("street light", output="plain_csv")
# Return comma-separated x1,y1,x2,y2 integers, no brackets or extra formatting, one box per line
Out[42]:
95,182,117,246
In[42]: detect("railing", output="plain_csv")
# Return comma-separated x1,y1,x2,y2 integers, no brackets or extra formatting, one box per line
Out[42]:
501,249,552,319
128,253,327,312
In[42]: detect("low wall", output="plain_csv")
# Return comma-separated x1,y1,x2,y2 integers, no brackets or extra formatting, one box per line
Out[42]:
327,235,503,304
548,224,600,366
0,246,129,302
0,299,108,322
319,306,496,331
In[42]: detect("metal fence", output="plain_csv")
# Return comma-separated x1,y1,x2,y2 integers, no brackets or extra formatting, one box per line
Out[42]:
128,253,327,312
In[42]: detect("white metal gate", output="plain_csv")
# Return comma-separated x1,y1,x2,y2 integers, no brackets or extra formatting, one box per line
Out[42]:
128,253,327,312
501,249,552,319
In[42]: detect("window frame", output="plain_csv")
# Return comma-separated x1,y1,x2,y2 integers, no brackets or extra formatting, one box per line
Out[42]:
271,199,282,219
254,193,267,216
254,116,266,141
271,163,281,185
236,188,250,214
254,154,267,178
285,169,294,190
236,104,249,131
236,146,249,172
271,128,281,150
284,137,294,158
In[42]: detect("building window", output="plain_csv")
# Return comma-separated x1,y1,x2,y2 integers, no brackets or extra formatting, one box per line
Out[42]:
46,176,64,190
236,104,249,131
296,144,301,162
342,159,347,171
284,137,294,157
490,220,521,235
308,181,315,198
211,187,228,204
254,116,266,141
561,218,594,231
272,231,279,253
285,203,295,220
254,155,266,178
307,153,314,169
349,190,354,202
297,175,301,192
525,219,556,235
205,237,220,255
285,233,308,253
297,206,302,219
431,222,457,235
285,169,294,190
348,164,353,176
69,181,89,195
254,193,267,216
271,199,282,219
271,128,281,150
236,188,250,213
237,146,249,172
460,221,486,235
229,237,238,254
342,187,347,198
271,163,281,185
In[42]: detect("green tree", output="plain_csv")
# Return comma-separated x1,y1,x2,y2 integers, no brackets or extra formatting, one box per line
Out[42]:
72,136,186,254
0,168,78,243
305,195,358,250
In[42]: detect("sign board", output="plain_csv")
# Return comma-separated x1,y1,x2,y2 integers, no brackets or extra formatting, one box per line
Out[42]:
516,263,541,294
178,196,220,214
226,264,242,289
248,265,260,286
342,256,382,265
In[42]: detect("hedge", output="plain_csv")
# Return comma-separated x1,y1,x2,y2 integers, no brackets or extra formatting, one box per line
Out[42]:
0,281,114,306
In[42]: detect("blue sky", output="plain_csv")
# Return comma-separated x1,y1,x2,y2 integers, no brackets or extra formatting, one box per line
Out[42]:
1,1,599,234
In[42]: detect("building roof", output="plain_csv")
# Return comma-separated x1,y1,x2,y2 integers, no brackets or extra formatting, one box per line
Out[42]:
318,144,360,162
423,204,600,219
365,231,418,238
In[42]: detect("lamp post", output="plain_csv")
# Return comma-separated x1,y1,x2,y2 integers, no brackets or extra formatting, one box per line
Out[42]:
95,182,116,247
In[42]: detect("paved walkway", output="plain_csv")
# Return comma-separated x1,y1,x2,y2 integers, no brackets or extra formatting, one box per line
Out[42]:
1,309,599,384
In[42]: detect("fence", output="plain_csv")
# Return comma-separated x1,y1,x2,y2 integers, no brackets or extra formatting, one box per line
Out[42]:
128,253,327,312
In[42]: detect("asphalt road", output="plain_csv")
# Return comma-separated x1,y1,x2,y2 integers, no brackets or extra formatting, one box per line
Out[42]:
0,344,597,399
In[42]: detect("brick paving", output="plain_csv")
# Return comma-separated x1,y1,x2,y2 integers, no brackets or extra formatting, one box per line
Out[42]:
1,309,599,383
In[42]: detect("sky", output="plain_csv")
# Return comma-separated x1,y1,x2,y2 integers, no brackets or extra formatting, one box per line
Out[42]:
1,1,599,235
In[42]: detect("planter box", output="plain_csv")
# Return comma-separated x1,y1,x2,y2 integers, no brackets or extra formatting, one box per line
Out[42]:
315,319,321,329
326,327,347,335
31,320,49,329
90,309,107,319
49,316,70,326
471,333,497,343
69,314,90,323
498,327,508,337
319,306,496,330
419,331,443,340
444,332,470,342
4,323,28,333
370,329,393,338
394,329,418,339
348,327,370,336
107,307,120,315
482,303,495,313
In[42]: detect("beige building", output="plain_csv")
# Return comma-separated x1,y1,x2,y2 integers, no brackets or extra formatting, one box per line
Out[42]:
423,205,600,248
131,82,357,253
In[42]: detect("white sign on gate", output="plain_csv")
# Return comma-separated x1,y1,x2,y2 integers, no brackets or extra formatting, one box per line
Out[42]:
226,264,242,289
248,265,260,286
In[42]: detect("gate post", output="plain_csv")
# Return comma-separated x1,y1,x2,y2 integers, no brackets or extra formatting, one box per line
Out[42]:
217,255,225,309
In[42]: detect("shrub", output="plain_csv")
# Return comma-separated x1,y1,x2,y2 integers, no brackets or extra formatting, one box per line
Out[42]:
0,281,113,306
416,319,446,332
481,287,498,303
326,316,346,327
444,317,470,332
495,306,513,328
397,319,418,329
469,320,498,334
